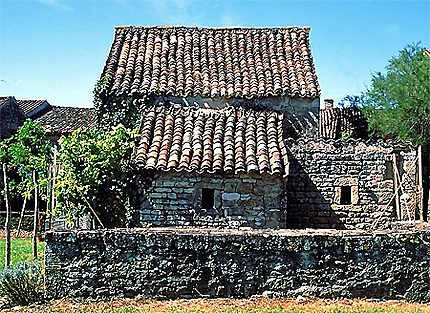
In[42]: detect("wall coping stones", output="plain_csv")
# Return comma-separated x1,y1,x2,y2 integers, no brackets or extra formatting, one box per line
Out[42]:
45,226,430,239
286,137,416,150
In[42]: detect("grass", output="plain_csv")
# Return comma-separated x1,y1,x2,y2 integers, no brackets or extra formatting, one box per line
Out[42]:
0,238,44,268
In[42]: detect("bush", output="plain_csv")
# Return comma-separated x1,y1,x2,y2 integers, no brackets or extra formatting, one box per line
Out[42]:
0,261,44,306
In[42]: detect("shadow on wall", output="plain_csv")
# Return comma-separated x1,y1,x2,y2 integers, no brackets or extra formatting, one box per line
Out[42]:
284,153,346,230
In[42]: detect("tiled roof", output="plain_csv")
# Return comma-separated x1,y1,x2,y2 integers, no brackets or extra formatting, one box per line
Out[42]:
102,25,320,100
0,97,10,105
319,107,368,139
136,104,289,176
34,106,95,134
16,99,47,115
424,49,430,57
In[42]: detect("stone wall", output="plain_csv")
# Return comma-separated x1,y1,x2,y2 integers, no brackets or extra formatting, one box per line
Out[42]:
140,173,283,228
0,98,26,140
152,95,320,116
285,138,418,230
45,228,430,301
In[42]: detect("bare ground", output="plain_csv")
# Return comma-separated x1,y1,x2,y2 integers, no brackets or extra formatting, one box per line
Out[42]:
4,297,430,313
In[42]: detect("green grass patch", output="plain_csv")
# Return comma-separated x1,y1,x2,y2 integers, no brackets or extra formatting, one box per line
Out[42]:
0,238,44,268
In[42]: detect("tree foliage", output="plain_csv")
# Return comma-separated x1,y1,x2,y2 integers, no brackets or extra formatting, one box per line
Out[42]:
361,43,430,145
0,120,51,199
54,125,142,228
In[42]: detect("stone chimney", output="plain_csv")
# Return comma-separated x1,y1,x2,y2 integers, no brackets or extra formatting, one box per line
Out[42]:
324,99,334,109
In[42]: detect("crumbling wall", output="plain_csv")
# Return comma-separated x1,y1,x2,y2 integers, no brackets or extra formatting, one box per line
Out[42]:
285,138,418,230
140,173,283,228
45,228,430,301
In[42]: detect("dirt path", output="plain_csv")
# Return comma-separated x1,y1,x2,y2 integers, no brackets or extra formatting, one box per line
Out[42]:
5,297,430,312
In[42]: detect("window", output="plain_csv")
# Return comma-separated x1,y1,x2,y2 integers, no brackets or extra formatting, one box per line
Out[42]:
201,188,215,210
340,186,352,205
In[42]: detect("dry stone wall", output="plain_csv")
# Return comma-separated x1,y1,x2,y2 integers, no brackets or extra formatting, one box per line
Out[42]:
45,228,430,301
140,173,283,228
285,138,418,230
0,99,26,140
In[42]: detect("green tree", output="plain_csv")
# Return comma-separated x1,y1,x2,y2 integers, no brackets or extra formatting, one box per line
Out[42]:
54,125,142,228
0,120,51,199
361,43,430,145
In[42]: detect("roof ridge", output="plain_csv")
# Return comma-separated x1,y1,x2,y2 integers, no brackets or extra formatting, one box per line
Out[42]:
51,105,94,109
115,25,311,30
16,98,47,102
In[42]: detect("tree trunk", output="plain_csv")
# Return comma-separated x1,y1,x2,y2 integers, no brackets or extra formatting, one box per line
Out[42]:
17,197,27,237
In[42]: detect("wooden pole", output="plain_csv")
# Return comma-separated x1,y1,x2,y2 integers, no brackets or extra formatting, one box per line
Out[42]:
16,197,27,237
50,151,57,230
418,145,424,225
32,171,39,260
46,164,52,231
392,153,401,220
3,164,11,268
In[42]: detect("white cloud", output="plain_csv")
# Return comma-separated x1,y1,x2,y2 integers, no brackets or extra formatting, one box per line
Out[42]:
35,0,72,11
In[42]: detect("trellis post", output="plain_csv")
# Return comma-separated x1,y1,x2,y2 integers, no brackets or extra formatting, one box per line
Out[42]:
32,170,39,260
3,164,11,268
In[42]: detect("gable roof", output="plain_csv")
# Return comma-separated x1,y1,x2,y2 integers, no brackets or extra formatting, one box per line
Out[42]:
101,25,320,100
16,99,49,115
34,106,95,135
0,96,10,106
136,104,289,176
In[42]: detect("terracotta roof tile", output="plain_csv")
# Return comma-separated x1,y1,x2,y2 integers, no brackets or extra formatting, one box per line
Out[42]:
319,107,368,139
102,26,320,100
136,104,289,176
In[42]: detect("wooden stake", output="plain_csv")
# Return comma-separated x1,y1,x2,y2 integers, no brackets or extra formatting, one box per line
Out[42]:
50,151,57,230
3,164,11,268
392,153,401,220
16,197,27,237
46,164,52,231
32,171,39,260
418,145,424,225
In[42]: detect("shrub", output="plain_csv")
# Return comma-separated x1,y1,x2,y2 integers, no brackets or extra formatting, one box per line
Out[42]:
0,261,44,306
55,125,142,228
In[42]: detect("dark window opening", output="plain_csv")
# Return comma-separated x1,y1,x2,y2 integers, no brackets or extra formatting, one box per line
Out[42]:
201,188,215,210
384,160,394,180
340,186,352,205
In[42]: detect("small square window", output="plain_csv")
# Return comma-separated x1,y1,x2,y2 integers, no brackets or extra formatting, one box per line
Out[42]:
201,188,215,210
340,186,352,205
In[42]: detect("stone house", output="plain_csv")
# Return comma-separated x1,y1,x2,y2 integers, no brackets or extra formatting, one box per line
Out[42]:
0,95,94,142
97,25,420,230
0,96,26,140
34,106,95,141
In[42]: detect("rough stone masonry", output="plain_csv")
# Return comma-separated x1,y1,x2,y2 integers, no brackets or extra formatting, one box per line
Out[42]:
45,228,430,302
140,173,283,229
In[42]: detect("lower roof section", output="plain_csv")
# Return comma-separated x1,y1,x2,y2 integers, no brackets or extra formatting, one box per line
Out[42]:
136,104,289,176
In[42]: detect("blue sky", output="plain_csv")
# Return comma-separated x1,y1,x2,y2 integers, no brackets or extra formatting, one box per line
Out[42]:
1,0,429,107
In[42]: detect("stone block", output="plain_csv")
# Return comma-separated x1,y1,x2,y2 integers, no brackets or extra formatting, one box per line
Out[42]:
240,194,251,201
222,192,240,201
239,184,256,195
154,187,171,193
168,193,177,199
162,181,176,187
351,186,359,205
